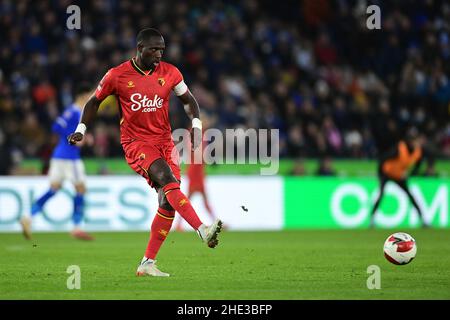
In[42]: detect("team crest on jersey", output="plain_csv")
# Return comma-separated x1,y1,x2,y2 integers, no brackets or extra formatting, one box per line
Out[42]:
158,78,165,86
139,153,146,160
127,81,135,88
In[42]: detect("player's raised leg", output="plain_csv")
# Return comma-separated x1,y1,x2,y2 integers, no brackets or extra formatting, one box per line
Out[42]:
149,159,223,248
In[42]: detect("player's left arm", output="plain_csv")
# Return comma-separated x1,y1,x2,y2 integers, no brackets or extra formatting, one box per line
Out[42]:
178,90,202,151
173,70,202,150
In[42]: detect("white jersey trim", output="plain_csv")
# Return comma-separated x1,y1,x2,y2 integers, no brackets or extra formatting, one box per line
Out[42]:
173,80,188,96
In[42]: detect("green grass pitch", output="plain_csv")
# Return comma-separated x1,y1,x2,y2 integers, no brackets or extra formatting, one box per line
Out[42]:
1,229,449,299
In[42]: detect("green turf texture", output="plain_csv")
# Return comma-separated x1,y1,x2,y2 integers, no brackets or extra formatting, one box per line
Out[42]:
1,229,449,300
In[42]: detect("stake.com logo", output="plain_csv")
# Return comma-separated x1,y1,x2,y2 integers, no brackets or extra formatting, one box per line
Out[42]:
130,93,164,112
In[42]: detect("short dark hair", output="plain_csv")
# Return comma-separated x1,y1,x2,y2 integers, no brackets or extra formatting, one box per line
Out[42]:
136,28,163,44
74,82,92,97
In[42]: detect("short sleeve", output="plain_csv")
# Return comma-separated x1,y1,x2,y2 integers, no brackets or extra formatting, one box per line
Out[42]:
95,69,116,101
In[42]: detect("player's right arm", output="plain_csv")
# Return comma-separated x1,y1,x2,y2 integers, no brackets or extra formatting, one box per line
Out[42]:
68,70,116,145
67,96,102,145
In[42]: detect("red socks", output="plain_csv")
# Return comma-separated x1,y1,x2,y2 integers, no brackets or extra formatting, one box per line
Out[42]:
163,182,203,230
144,183,204,260
145,208,175,260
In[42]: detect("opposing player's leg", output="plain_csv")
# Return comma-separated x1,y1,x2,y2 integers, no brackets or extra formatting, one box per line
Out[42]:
21,161,63,240
70,182,94,240
72,183,86,227
30,181,61,216
148,159,222,248
69,160,94,240
370,175,388,228
395,179,429,228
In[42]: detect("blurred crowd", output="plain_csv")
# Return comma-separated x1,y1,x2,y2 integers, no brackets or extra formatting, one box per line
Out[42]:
0,0,449,175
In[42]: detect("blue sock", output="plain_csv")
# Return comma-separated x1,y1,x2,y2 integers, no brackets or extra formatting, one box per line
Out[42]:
31,189,57,216
72,193,84,226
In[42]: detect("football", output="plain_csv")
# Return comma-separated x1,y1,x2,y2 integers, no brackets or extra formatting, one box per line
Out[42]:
383,232,417,265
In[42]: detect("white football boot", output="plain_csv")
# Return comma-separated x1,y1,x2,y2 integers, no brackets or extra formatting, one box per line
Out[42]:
198,219,223,248
136,259,170,277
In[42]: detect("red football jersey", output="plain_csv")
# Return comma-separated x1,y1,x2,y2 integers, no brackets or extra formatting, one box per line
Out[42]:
95,59,187,144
